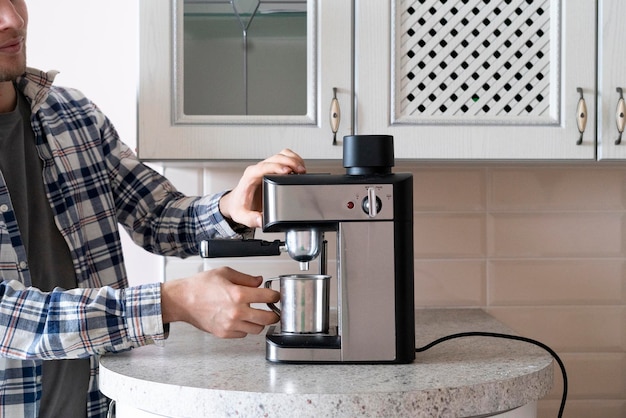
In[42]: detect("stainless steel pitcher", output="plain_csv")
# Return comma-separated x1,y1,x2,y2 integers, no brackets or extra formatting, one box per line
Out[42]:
265,274,330,334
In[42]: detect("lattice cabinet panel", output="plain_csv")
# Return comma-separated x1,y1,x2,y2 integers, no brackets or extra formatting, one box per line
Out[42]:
395,0,558,125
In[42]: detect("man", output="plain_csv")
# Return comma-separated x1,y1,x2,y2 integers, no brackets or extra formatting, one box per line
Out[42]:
0,1,306,416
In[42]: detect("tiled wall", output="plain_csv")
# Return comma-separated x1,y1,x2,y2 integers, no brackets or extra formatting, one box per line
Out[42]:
161,161,626,418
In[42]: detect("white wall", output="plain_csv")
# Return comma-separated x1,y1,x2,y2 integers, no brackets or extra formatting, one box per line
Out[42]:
27,0,163,285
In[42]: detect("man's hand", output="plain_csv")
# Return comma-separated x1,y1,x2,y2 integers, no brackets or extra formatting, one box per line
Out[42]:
161,267,280,338
219,149,306,228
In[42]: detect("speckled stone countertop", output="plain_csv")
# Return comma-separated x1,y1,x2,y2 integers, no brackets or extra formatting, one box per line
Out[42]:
99,309,553,418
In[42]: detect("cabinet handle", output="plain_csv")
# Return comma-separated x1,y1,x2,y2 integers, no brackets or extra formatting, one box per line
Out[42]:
330,87,341,145
615,87,625,145
576,88,587,146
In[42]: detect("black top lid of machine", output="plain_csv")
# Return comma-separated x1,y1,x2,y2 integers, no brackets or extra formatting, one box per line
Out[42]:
343,135,395,175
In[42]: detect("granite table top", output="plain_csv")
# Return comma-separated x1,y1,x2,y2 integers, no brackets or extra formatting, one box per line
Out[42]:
99,309,554,418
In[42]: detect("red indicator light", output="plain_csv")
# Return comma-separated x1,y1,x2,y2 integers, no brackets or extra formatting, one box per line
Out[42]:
347,201,355,209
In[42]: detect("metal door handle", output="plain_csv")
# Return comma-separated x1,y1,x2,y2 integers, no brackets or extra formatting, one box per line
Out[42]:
330,87,341,145
615,87,625,145
576,87,587,146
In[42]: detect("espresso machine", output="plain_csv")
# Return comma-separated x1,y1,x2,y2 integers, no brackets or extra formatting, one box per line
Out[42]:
201,135,415,364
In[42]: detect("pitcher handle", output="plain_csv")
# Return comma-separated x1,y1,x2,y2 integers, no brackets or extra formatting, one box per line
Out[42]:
264,278,281,315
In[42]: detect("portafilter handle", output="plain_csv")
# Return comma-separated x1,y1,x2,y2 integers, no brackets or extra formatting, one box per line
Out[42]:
200,239,284,258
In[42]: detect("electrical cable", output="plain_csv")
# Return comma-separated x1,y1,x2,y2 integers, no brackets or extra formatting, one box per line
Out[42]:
415,332,567,418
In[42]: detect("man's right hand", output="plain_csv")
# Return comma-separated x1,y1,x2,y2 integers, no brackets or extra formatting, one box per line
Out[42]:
160,267,280,338
218,149,306,229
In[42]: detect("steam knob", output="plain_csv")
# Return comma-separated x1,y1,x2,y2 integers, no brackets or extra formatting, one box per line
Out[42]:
362,187,382,217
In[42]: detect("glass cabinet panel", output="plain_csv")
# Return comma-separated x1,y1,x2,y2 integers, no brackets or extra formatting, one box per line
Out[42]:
183,0,307,116
175,0,312,124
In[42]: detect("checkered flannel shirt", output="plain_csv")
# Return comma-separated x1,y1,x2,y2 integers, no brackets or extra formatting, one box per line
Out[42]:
0,68,242,417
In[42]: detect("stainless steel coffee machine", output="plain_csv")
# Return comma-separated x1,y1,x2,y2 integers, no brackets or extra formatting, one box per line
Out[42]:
201,135,415,364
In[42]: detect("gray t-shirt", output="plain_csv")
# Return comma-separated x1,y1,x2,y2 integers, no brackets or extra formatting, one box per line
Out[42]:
0,87,90,418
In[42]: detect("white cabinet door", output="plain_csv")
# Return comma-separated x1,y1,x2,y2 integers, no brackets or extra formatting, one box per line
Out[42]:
598,0,626,160
355,0,597,160
138,0,352,161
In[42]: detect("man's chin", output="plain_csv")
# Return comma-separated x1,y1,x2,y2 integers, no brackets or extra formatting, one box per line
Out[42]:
0,66,26,82
0,54,26,82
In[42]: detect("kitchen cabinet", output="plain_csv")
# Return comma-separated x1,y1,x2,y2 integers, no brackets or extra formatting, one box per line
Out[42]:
138,0,352,160
139,1,624,161
597,0,626,159
356,0,597,160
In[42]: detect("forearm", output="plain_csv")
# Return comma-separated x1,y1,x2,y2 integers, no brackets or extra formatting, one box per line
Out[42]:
160,278,189,325
115,160,250,255
103,122,242,256
0,280,166,360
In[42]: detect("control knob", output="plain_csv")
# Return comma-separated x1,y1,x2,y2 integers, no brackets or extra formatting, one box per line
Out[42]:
362,187,382,217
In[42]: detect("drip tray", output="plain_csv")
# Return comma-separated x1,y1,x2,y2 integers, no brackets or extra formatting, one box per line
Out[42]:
266,325,341,349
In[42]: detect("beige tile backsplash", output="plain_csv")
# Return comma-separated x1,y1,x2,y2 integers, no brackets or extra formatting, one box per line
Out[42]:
162,161,626,418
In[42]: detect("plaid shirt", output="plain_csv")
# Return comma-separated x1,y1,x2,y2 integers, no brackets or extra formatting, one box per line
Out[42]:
0,68,242,417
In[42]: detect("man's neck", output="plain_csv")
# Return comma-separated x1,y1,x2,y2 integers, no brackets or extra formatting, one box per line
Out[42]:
0,81,16,113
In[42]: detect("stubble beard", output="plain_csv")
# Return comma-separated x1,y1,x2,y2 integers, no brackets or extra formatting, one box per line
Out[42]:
0,42,26,82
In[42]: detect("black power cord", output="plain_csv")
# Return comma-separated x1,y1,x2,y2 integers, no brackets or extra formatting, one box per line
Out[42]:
415,332,567,418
